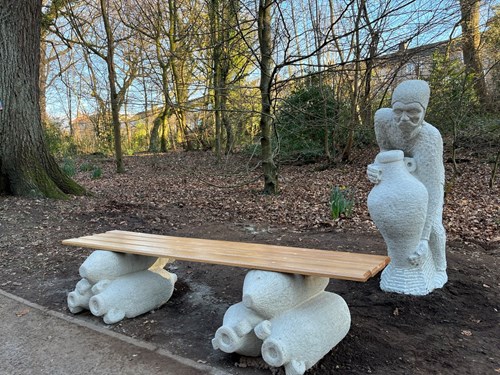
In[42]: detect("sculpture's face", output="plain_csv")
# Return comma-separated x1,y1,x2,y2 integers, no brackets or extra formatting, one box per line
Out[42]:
392,102,424,138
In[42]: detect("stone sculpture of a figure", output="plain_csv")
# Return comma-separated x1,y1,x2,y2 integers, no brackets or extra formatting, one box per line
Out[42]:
367,80,447,295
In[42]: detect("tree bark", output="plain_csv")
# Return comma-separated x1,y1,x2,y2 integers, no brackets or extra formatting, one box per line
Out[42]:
209,0,223,159
211,0,235,157
100,0,125,173
460,0,488,105
168,0,195,151
149,116,162,152
258,0,278,194
39,39,49,126
0,0,85,198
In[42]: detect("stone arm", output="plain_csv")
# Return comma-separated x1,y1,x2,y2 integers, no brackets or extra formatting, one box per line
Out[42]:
374,108,394,152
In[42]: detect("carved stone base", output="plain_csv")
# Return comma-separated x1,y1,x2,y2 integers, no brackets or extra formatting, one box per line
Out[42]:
212,270,351,375
68,250,176,324
380,255,436,296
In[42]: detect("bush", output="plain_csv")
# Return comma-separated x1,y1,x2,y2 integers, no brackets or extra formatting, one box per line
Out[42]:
79,162,94,172
43,120,78,157
426,52,479,142
275,83,340,163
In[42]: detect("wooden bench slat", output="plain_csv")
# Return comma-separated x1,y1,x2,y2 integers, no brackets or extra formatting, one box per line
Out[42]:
71,235,377,275
84,230,389,276
65,237,375,281
92,231,384,267
89,233,386,274
107,231,388,267
62,230,390,282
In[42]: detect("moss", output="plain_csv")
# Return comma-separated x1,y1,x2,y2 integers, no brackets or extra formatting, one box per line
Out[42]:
11,156,86,199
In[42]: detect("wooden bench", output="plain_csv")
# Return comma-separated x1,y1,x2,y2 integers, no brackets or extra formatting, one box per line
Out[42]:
63,230,390,373
62,230,389,282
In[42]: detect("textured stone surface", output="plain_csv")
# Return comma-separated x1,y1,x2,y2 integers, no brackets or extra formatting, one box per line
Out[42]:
368,79,447,295
213,270,350,375
212,302,264,357
69,250,176,324
259,292,350,375
67,278,93,313
368,150,435,295
88,269,176,324
79,250,160,284
242,270,329,318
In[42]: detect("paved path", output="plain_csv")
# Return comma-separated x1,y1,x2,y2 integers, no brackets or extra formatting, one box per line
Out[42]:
0,289,230,375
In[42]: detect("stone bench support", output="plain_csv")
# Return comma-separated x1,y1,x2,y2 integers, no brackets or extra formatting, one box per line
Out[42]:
67,250,176,324
212,270,351,375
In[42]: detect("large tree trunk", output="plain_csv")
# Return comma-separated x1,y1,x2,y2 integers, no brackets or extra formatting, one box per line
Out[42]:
149,108,169,152
258,0,278,194
460,0,487,105
222,94,233,155
0,0,85,198
211,0,234,157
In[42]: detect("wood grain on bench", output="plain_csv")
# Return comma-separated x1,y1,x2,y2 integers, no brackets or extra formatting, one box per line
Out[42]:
63,230,390,282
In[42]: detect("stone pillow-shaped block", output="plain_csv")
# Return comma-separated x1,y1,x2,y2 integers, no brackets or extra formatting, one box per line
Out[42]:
242,270,329,319
67,278,93,314
88,269,176,324
79,250,160,284
212,302,264,357
257,291,351,375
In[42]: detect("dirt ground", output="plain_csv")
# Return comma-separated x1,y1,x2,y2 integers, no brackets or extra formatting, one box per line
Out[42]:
0,151,498,375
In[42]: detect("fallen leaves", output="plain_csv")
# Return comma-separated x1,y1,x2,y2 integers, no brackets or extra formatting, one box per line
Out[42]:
0,150,498,254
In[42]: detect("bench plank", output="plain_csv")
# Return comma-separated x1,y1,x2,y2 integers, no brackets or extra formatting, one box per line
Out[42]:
62,230,390,282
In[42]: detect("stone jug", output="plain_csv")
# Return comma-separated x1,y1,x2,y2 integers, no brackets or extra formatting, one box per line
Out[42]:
367,150,435,295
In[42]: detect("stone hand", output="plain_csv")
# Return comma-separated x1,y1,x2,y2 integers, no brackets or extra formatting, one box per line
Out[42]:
408,239,429,267
367,164,382,184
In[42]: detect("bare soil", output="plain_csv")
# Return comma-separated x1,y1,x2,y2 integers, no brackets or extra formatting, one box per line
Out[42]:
0,151,498,375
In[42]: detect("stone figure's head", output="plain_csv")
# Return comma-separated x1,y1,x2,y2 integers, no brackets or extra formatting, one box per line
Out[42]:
391,80,430,138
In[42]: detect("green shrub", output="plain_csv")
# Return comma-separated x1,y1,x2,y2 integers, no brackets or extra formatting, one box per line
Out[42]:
427,52,479,141
275,83,340,162
329,185,355,219
43,120,78,157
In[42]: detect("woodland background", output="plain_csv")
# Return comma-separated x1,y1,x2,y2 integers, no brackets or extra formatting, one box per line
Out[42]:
35,0,498,195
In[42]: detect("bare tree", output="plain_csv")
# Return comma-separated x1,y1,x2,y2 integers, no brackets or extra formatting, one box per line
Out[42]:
241,0,350,192
121,0,199,151
59,0,139,172
257,0,278,193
